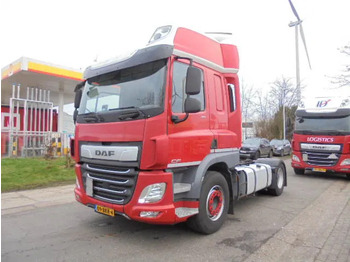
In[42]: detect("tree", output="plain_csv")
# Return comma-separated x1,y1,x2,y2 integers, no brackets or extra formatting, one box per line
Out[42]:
332,44,350,87
241,80,257,123
269,76,300,111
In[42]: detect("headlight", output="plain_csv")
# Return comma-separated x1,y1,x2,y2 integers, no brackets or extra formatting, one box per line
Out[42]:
292,154,300,162
138,183,166,203
340,159,350,166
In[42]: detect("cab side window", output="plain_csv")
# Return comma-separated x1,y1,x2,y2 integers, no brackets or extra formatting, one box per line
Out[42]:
172,61,205,113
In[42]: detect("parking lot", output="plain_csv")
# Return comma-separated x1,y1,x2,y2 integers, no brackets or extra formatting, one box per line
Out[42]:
2,158,350,262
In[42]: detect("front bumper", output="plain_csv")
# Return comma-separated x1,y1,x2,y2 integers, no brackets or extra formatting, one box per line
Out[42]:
74,164,198,224
291,151,350,174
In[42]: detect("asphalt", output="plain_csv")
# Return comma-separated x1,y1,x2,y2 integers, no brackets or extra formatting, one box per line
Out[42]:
2,181,350,262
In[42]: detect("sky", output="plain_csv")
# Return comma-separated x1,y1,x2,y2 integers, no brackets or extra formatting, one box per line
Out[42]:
1,0,349,102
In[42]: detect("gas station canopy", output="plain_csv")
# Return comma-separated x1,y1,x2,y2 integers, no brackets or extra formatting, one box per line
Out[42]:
1,57,84,133
1,57,83,106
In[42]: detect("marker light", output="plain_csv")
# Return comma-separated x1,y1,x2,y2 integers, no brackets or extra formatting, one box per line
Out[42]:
138,183,166,203
340,99,350,108
148,25,172,44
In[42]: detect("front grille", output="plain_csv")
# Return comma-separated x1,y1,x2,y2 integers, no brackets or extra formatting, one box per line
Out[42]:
81,163,138,205
303,151,340,167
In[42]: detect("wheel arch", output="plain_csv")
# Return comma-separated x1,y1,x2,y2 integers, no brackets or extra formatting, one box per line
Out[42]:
183,150,239,201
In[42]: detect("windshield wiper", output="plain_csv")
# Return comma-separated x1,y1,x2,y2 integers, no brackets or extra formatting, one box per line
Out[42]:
116,106,149,120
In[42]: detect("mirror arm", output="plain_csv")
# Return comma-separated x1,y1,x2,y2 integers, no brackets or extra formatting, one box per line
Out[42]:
175,56,193,66
171,113,189,124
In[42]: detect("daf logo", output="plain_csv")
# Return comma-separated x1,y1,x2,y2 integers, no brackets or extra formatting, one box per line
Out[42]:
95,150,115,157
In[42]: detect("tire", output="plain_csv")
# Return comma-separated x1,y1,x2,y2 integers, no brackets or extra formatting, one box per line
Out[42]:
268,150,273,158
254,151,260,160
294,168,305,175
187,171,229,234
268,163,286,196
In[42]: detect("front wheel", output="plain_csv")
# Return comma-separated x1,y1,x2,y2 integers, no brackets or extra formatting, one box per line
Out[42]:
268,150,273,158
187,171,229,234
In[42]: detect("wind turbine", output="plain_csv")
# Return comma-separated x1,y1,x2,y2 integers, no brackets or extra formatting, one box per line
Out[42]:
284,0,311,140
288,0,312,102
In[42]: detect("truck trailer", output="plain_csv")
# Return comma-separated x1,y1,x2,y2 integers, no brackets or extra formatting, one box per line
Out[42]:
292,95,350,179
72,26,287,234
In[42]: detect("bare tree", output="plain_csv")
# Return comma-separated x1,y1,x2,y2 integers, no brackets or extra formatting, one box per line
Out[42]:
332,44,350,87
241,80,257,122
255,89,273,121
269,76,299,111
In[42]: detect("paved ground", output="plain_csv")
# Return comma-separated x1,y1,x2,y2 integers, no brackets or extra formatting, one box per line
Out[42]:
2,161,350,262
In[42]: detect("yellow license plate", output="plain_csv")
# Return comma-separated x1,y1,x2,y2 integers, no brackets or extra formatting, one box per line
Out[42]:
95,205,115,217
313,168,327,172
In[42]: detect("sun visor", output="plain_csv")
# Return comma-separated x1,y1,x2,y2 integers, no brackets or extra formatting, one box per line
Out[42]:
84,45,173,79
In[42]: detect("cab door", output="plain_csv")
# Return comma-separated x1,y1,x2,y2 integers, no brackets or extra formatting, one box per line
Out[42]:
167,59,213,167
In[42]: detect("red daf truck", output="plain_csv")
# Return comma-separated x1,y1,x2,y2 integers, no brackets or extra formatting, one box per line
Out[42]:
71,26,287,234
291,95,350,179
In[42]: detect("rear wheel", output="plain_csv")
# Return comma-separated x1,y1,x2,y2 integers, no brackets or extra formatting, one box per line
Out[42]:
268,163,286,196
254,151,260,160
187,171,229,234
294,168,305,175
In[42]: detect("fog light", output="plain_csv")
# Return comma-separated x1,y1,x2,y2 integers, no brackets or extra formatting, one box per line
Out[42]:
140,211,160,218
138,183,166,204
340,159,350,166
292,154,300,162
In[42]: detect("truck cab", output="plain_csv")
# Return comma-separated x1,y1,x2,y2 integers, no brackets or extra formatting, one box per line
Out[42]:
291,95,350,178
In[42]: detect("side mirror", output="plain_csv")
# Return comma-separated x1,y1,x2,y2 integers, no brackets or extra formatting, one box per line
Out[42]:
185,67,201,95
184,97,201,113
74,89,83,109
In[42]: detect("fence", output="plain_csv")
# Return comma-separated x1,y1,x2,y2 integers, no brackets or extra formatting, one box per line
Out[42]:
2,84,72,157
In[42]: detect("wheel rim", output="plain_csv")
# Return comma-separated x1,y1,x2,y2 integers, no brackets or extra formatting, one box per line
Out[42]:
277,168,284,188
206,185,224,221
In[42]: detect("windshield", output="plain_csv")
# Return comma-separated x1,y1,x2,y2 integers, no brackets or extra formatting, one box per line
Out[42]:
295,115,350,135
243,138,260,146
78,59,167,122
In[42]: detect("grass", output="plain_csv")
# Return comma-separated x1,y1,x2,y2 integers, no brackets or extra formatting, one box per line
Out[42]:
1,157,76,192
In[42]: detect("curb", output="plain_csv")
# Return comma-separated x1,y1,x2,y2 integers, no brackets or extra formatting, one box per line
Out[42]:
1,184,75,215
244,180,350,262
